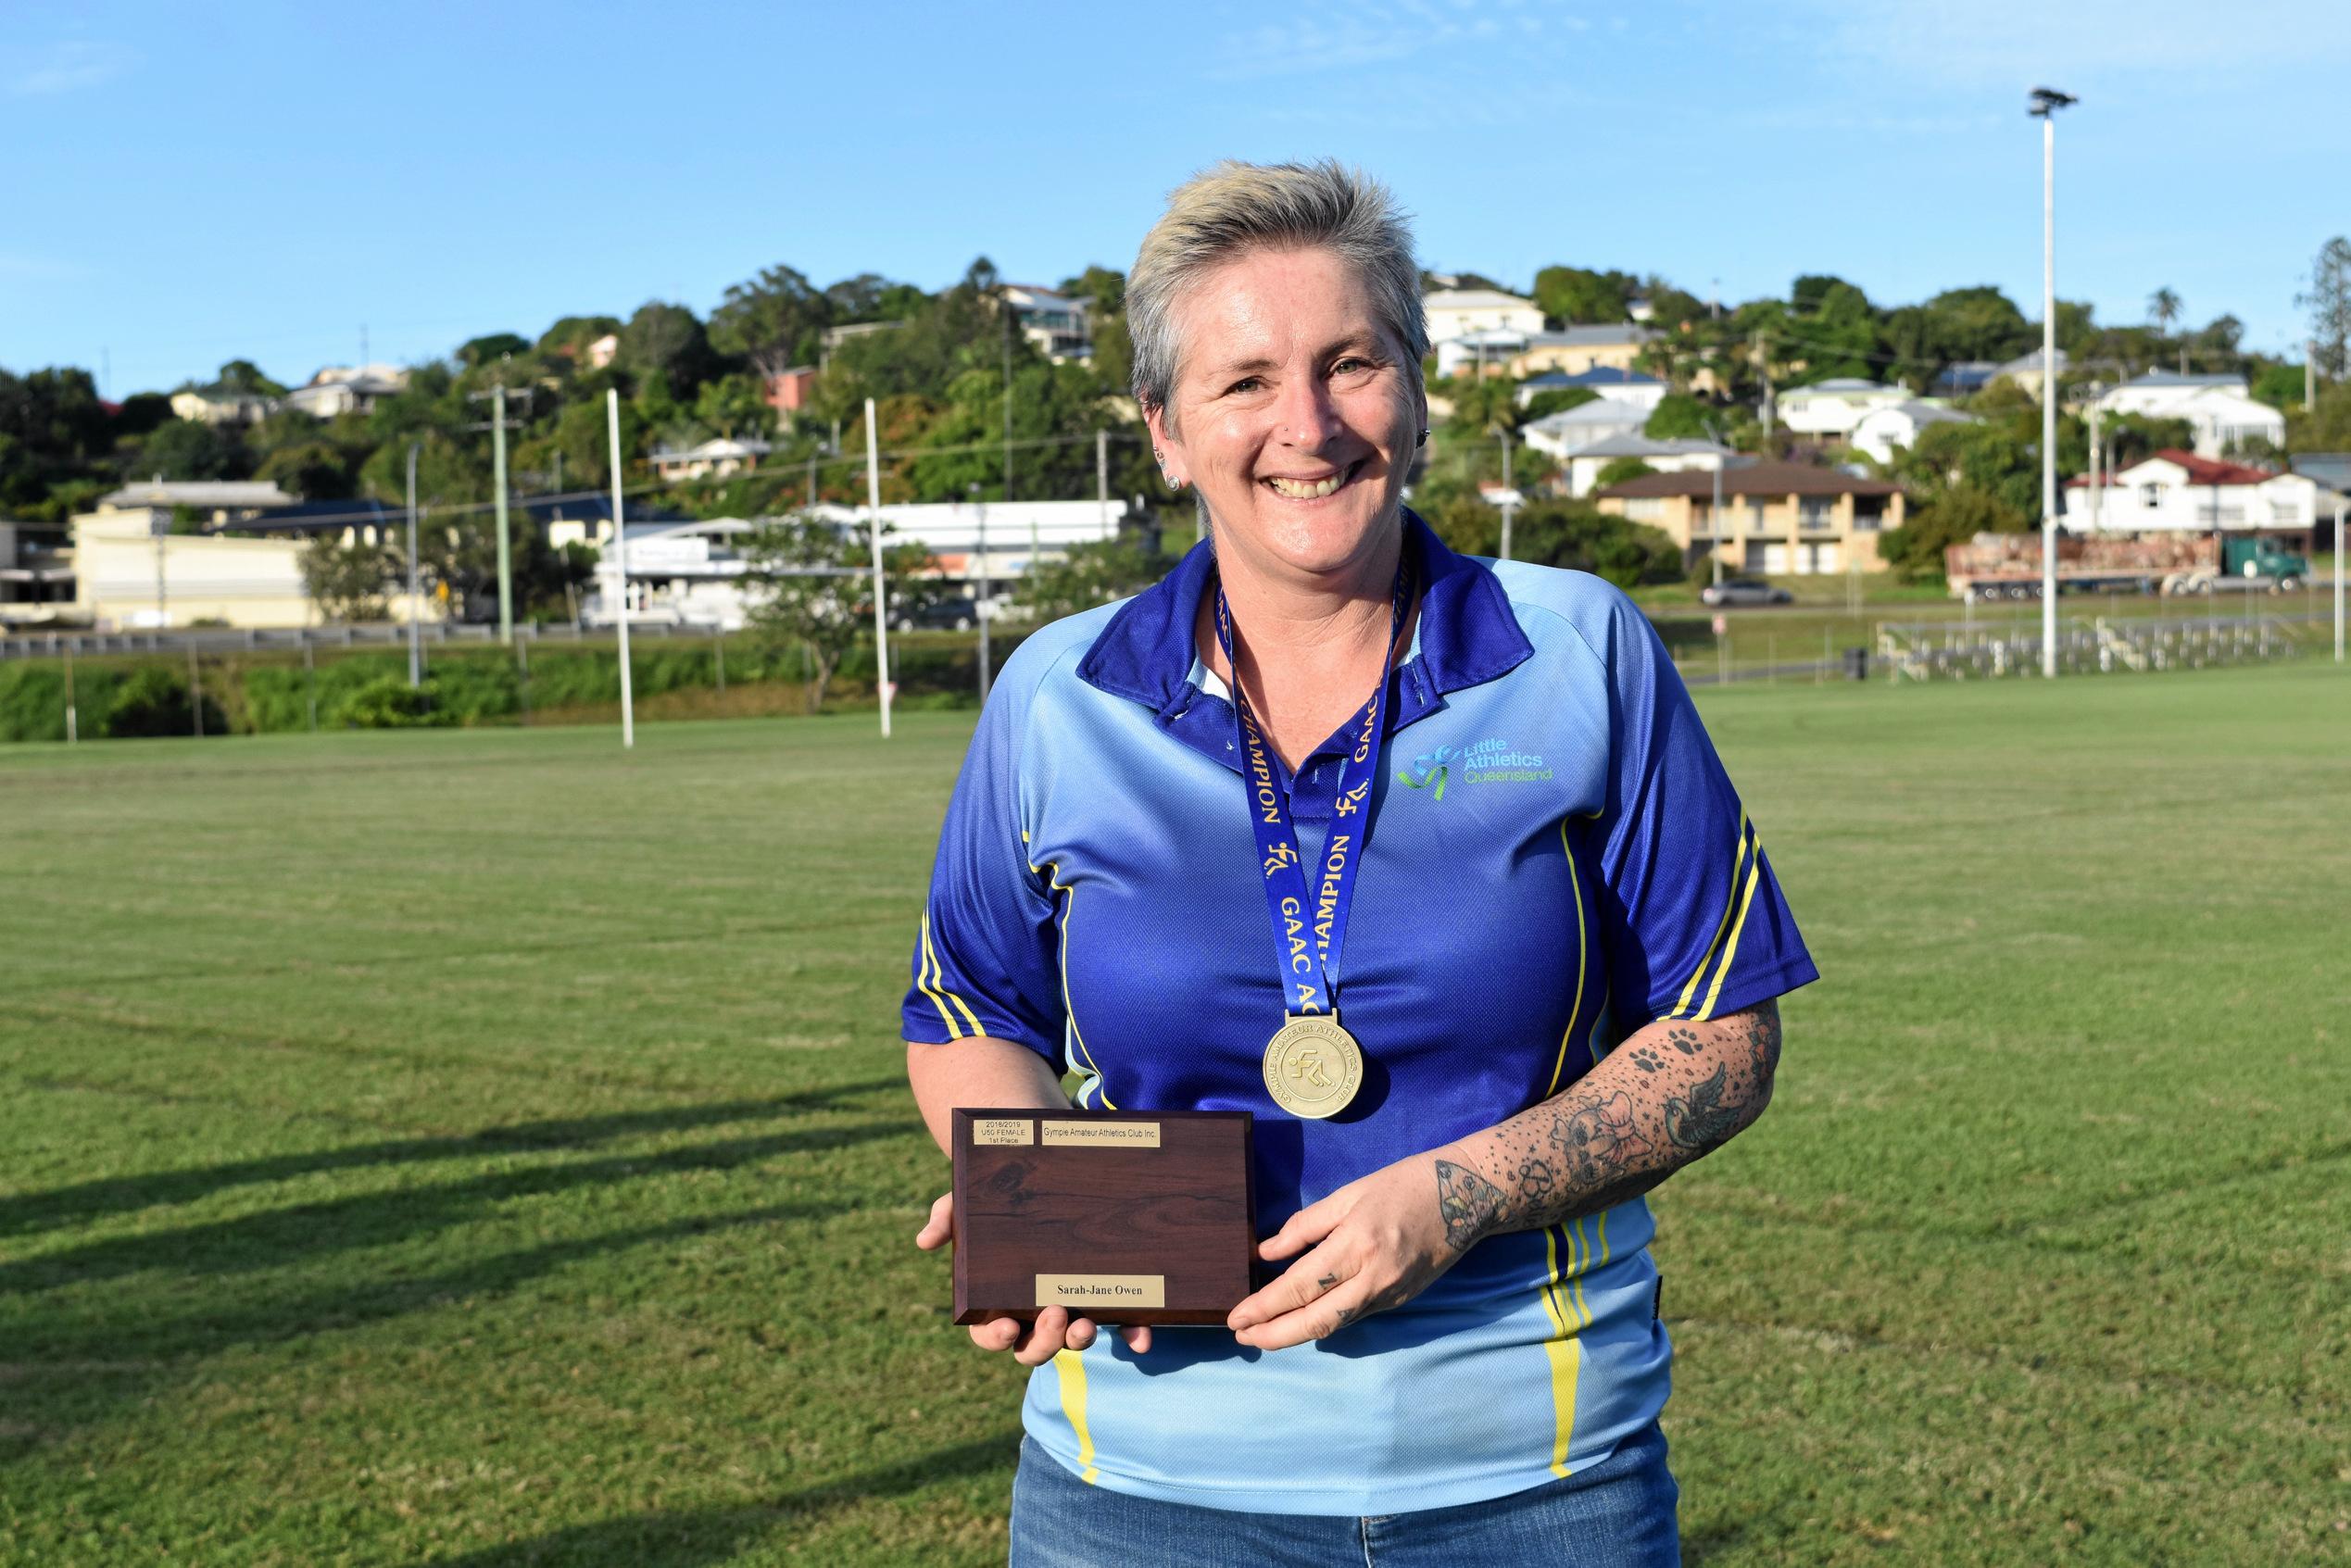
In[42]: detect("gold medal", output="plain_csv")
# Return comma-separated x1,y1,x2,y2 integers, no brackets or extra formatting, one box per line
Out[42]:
1262,1015,1363,1120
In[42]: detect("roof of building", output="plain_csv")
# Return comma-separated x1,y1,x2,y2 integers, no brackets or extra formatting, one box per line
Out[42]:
2115,370,2245,389
1994,347,2068,376
1531,324,1658,346
1788,377,1895,395
1423,288,1539,311
211,498,396,533
1527,400,1650,432
100,480,297,509
1931,360,2002,392
1526,366,1663,389
2068,448,2290,489
649,437,774,463
1597,460,1901,499
1568,434,1738,460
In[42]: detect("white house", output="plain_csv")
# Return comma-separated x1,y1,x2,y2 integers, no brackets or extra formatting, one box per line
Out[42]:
1560,435,1741,499
169,386,278,425
1777,379,1909,441
1002,284,1093,363
2063,448,2330,539
647,436,773,482
2092,371,2285,459
1522,399,1649,460
1423,287,1545,345
1991,347,2066,399
1850,400,1979,464
1515,367,1666,413
283,363,409,419
586,332,620,370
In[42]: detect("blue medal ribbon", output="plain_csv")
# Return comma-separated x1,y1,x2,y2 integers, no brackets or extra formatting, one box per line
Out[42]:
1214,552,1413,1022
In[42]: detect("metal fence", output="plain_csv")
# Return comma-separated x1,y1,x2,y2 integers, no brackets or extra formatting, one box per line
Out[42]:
1875,611,2328,682
0,619,698,664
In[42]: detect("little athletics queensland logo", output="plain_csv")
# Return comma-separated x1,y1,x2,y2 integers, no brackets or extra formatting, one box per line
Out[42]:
1395,738,1552,801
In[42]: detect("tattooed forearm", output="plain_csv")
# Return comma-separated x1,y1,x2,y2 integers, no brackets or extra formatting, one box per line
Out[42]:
1434,1160,1506,1250
1432,998,1782,1250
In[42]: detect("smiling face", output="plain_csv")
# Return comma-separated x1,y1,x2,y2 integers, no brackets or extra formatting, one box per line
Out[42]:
1147,245,1426,590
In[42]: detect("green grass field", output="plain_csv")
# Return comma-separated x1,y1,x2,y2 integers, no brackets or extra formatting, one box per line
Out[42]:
4,661,2347,1566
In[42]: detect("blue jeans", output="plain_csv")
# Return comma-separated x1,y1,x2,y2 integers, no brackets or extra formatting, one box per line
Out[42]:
1009,1422,1678,1567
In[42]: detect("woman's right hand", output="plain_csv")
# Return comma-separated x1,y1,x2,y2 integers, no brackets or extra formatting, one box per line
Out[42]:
915,1192,1153,1361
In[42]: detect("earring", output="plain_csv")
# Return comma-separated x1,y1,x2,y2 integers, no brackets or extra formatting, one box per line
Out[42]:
1418,428,1430,444
1151,446,1163,461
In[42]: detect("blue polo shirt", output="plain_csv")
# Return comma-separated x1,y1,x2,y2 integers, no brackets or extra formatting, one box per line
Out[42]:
904,513,1816,1515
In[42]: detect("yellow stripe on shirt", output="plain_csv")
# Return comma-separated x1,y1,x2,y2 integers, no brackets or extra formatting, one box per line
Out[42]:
915,914,962,1040
1543,818,1590,1098
1028,854,1115,1110
1538,1225,1581,1477
1052,1348,1099,1484
1669,811,1752,1020
1694,843,1765,1022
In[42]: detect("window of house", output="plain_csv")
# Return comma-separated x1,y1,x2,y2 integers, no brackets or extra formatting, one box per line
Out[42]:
2139,483,2162,508
1799,498,1834,529
1623,498,1666,522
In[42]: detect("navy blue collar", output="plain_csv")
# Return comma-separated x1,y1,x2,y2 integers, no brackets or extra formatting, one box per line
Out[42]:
1076,510,1534,759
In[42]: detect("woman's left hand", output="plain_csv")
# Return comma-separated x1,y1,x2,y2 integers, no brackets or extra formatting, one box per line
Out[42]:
1225,1149,1471,1350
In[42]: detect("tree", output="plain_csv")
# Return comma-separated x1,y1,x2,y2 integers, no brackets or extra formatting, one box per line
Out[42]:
2298,238,2351,379
1520,386,1600,421
1440,372,1518,439
1533,266,1632,325
1015,533,1180,624
2147,286,2182,356
458,332,531,370
0,366,113,517
215,358,286,395
902,358,1114,502
2287,381,2351,454
1592,457,1656,489
299,536,399,621
1874,483,2027,583
709,264,834,378
1425,496,1681,587
741,513,876,712
130,418,240,482
537,316,622,359
1644,394,1712,442
618,301,716,399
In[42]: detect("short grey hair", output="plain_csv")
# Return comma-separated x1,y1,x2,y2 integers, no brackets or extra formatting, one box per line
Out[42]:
1127,159,1427,421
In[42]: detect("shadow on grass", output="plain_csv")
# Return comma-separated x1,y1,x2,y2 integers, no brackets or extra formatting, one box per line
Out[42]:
0,1198,848,1461
0,1117,917,1299
420,1433,1021,1568
0,1077,904,1240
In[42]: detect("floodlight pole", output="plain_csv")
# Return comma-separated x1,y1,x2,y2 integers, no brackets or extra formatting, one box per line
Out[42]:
1498,429,1515,562
494,384,513,644
405,442,422,687
606,390,634,749
2030,87,2076,678
867,397,893,738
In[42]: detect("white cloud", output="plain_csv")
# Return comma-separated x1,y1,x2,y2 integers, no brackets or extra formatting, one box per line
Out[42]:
8,41,135,97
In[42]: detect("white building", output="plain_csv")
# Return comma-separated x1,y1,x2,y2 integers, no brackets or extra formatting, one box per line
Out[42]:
283,363,409,419
168,386,278,425
1515,367,1666,413
647,436,773,482
1522,399,1649,460
1777,379,1910,441
98,479,298,523
1423,287,1546,345
1850,400,1980,464
1002,285,1093,363
2092,371,2286,459
1560,435,1741,499
586,332,620,370
2063,448,2330,538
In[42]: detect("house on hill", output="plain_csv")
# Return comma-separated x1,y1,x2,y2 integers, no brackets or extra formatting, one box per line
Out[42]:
2063,448,2333,548
1593,461,1904,576
2091,371,2284,459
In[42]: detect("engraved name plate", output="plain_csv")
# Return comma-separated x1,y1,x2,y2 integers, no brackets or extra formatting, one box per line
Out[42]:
950,1108,1255,1326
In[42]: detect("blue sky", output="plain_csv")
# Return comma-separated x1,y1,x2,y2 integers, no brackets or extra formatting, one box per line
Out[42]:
5,0,2345,397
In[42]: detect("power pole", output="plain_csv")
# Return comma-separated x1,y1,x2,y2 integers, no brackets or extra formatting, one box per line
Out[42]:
606,390,635,749
1497,429,1515,562
2030,86,2078,680
1096,428,1110,533
867,397,894,737
972,483,991,703
468,378,530,645
405,443,423,687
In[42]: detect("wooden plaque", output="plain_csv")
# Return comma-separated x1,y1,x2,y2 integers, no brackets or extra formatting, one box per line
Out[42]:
950,1108,1256,1326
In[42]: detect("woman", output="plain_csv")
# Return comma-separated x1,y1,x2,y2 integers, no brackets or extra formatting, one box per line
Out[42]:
904,160,1815,1565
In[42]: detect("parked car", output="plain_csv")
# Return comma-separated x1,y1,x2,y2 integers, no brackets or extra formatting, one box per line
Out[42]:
891,596,978,632
1700,578,1793,608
